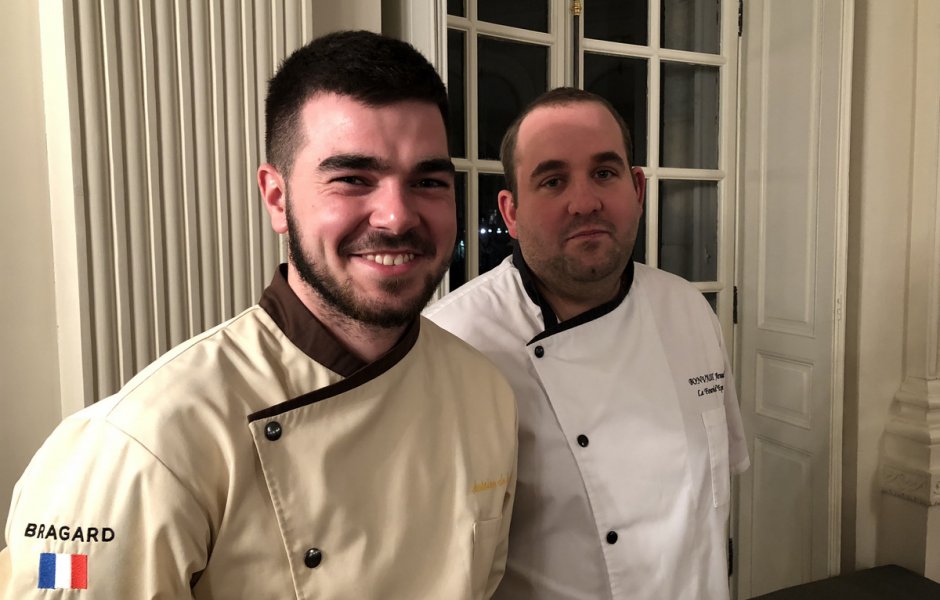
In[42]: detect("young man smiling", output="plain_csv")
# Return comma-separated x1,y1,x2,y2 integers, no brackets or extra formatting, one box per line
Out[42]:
426,88,748,599
1,31,516,599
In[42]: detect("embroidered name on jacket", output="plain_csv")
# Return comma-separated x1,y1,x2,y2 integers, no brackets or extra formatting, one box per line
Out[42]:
24,523,115,543
38,553,88,590
688,371,725,397
471,474,509,494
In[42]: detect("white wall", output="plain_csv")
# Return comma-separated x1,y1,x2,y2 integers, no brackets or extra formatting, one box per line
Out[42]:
843,0,916,570
0,0,62,533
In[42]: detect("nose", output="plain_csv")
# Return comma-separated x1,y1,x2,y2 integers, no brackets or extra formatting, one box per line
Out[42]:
567,177,603,215
369,182,421,234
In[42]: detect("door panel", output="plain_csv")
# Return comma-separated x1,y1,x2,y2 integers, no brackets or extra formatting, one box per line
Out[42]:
736,0,852,596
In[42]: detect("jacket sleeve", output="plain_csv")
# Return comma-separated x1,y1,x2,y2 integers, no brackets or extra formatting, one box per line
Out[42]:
1,413,210,599
707,309,750,475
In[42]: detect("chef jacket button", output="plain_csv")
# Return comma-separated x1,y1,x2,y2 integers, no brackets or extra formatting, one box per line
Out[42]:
577,434,589,447
534,345,545,358
264,421,282,441
304,547,323,568
606,531,618,544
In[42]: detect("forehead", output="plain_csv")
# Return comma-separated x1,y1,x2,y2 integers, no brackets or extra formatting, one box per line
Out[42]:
296,93,448,158
515,101,627,164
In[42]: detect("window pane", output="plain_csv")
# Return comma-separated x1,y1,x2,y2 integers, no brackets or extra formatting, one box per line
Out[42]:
478,173,513,274
450,172,468,290
584,0,648,45
447,30,466,158
447,0,464,17
662,0,720,53
584,53,649,166
478,37,548,160
479,0,548,32
660,61,719,169
633,207,647,265
658,180,718,281
703,292,718,313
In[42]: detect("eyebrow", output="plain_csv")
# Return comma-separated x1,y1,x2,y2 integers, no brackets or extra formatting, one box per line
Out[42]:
593,151,627,168
414,157,457,175
318,154,390,172
529,159,568,181
527,151,627,183
317,154,455,175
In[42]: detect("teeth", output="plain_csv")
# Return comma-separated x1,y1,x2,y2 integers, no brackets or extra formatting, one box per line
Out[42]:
363,253,415,266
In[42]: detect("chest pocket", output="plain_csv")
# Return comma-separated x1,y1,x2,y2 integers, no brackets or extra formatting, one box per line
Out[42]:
702,406,731,507
471,517,503,597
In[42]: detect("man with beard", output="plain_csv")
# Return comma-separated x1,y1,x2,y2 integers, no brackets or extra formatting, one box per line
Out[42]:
1,31,516,599
425,88,748,599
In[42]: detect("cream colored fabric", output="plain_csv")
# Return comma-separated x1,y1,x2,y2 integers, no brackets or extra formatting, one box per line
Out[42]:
2,305,516,599
0,548,9,591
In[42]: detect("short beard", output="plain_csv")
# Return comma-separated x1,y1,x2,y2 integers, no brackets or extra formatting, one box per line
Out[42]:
286,204,449,329
543,215,632,283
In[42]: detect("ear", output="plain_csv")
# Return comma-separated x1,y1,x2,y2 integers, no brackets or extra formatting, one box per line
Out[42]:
497,189,519,239
258,164,288,234
631,167,647,210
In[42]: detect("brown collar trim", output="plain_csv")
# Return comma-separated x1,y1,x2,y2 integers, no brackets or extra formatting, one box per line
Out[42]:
251,264,421,421
258,264,367,377
248,317,419,422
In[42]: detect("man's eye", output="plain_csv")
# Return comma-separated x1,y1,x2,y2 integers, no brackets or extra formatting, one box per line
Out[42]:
541,177,562,188
595,168,616,180
415,178,450,189
332,175,367,185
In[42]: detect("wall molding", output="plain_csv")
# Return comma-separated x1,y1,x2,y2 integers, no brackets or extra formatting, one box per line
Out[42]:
882,377,940,507
881,463,940,507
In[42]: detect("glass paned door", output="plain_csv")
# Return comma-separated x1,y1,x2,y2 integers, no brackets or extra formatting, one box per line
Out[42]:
445,1,738,339
445,2,562,289
579,0,737,335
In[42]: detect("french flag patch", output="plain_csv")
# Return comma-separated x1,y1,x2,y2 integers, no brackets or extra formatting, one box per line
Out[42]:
38,553,88,590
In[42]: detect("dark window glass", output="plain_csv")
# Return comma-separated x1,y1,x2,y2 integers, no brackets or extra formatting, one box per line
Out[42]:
584,0,648,45
633,208,647,265
658,179,718,281
479,0,548,32
478,37,548,160
662,0,720,53
447,30,466,158
703,292,718,313
660,61,719,168
583,53,649,166
447,0,464,17
450,172,468,290
478,173,513,273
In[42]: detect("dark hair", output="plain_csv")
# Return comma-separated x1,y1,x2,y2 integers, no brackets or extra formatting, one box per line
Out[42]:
499,87,634,201
265,30,449,178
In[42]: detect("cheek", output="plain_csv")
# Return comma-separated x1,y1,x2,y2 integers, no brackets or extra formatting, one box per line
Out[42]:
313,204,371,245
517,206,559,236
423,201,458,246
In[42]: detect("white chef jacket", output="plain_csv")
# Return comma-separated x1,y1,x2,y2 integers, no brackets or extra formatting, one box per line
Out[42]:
424,250,749,600
1,265,517,599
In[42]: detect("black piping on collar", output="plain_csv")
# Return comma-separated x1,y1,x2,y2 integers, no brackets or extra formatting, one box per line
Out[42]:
512,243,635,345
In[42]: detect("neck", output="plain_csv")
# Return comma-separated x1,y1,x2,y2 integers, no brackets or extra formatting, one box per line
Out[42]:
536,275,622,323
318,314,406,363
286,270,407,363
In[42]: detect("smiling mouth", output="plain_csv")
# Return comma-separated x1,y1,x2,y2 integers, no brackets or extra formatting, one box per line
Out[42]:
362,253,416,266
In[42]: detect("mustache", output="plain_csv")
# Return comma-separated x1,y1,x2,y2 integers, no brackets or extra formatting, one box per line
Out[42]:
340,230,436,256
561,215,615,237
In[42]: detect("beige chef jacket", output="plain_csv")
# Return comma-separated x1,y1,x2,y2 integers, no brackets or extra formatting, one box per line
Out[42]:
1,265,517,599
425,250,749,600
